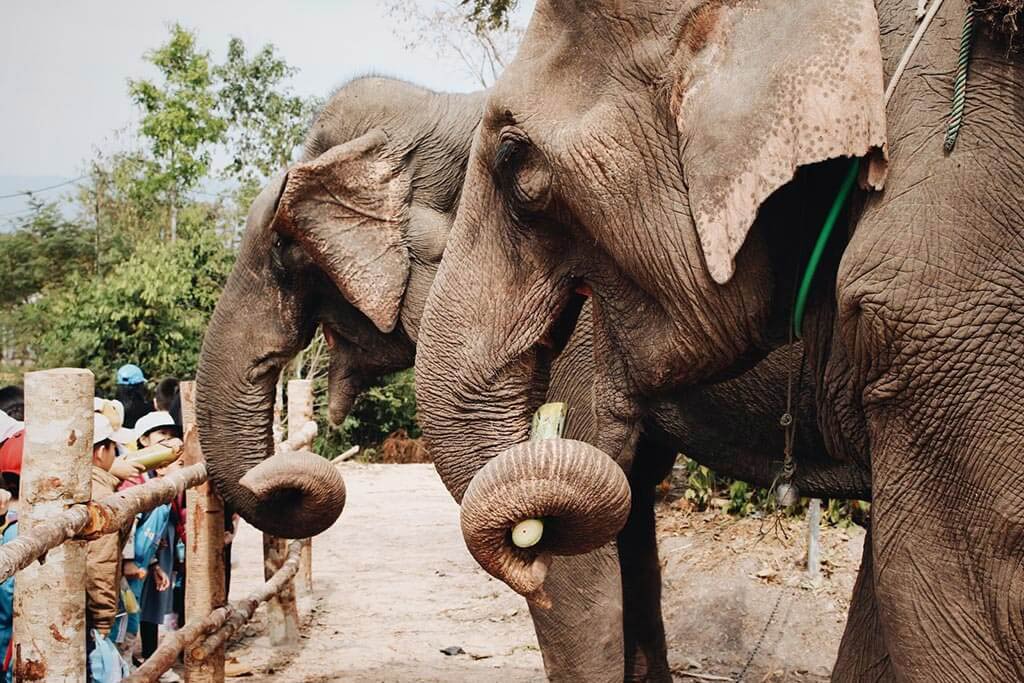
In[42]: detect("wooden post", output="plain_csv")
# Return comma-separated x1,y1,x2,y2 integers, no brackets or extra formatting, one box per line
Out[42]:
263,379,299,646
807,498,822,581
287,379,314,614
180,382,226,683
14,369,93,682
262,534,299,645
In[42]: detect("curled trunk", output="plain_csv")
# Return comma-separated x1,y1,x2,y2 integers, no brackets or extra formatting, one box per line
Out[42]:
196,179,346,539
458,438,631,607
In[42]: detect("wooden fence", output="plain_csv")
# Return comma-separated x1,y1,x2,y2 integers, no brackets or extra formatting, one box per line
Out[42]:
2,368,322,683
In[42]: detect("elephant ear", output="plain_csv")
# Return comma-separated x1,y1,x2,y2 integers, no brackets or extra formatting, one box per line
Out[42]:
670,0,888,284
272,129,411,333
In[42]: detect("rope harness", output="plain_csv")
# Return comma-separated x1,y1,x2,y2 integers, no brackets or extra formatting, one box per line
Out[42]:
945,4,977,151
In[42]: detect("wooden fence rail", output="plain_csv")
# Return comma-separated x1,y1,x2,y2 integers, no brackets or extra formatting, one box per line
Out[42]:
6,369,325,683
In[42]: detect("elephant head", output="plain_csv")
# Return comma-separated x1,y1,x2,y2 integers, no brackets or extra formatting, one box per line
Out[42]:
197,77,484,539
416,0,887,598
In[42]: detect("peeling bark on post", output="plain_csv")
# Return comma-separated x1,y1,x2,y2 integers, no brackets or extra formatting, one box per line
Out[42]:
181,382,226,683
287,379,314,614
262,534,299,645
14,369,93,682
263,381,299,647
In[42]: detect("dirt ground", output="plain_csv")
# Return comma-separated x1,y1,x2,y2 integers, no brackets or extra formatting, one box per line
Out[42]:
225,463,864,682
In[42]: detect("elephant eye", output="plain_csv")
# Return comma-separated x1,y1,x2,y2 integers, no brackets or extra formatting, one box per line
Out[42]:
493,129,552,219
494,134,527,180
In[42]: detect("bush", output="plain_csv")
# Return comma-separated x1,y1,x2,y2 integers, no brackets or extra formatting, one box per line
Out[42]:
20,227,234,393
313,368,421,459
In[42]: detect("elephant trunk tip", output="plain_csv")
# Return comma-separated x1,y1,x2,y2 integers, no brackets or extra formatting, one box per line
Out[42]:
238,450,347,538
458,438,630,605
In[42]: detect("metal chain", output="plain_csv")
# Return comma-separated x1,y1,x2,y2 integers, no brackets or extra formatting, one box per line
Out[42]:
735,588,788,682
944,4,976,152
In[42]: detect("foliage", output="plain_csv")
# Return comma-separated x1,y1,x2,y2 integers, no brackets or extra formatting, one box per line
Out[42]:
681,459,717,509
216,38,319,198
128,24,226,240
0,199,95,308
386,0,523,87
461,0,518,29
674,456,860,525
314,369,421,459
21,226,234,393
725,480,774,517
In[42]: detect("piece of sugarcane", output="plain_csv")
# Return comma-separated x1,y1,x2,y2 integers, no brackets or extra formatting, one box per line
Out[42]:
127,442,181,471
511,402,567,549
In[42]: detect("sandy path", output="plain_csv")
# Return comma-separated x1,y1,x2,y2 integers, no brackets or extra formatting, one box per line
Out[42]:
227,463,545,682
225,463,861,682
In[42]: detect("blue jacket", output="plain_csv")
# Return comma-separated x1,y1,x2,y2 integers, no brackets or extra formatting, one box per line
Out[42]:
0,516,18,682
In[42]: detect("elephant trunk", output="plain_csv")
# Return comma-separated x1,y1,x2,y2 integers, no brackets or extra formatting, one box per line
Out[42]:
197,262,345,539
418,298,630,605
458,438,631,607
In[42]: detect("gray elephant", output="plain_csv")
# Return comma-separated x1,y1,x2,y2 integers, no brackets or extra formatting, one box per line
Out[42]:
415,0,1024,680
194,76,667,679
196,77,482,538
194,76,870,681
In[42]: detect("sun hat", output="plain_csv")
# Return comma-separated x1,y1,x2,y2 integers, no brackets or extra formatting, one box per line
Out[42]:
0,410,22,443
93,408,137,447
133,411,181,441
116,364,147,386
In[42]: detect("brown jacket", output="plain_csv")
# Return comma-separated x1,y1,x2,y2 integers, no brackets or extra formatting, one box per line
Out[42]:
86,467,129,635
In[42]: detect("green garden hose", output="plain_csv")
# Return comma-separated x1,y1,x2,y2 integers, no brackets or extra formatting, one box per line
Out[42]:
792,159,860,338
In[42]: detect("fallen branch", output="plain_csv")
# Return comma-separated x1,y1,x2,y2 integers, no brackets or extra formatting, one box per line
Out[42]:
190,540,303,661
334,445,360,464
0,463,207,584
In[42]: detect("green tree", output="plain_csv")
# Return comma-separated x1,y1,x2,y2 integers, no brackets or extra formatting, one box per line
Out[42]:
461,0,518,28
216,38,318,206
0,199,94,308
387,0,523,87
78,150,167,268
129,24,226,242
25,227,234,393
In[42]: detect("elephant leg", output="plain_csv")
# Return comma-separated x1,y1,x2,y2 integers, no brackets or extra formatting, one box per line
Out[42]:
832,526,895,682
867,430,1024,681
528,546,625,682
619,440,676,682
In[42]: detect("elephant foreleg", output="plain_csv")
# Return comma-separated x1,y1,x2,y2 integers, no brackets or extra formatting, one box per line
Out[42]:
619,439,676,682
832,525,895,682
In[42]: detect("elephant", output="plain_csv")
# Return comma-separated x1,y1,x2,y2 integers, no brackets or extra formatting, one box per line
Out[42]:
195,77,485,539
414,0,1024,680
194,76,871,681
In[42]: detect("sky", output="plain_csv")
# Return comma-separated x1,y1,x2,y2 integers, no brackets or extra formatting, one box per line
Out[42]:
0,0,533,216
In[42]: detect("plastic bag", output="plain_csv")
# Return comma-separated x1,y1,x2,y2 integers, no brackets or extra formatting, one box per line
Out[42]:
88,629,129,682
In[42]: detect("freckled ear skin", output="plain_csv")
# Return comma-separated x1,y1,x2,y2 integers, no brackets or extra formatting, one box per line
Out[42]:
273,129,412,333
671,0,888,284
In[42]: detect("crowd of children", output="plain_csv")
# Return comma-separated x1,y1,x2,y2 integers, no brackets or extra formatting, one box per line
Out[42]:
0,364,238,682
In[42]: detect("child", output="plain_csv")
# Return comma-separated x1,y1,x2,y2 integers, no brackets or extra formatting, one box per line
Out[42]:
129,412,183,682
87,407,140,681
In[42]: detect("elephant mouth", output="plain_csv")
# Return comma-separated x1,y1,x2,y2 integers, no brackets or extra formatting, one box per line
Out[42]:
526,285,589,407
536,284,589,360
